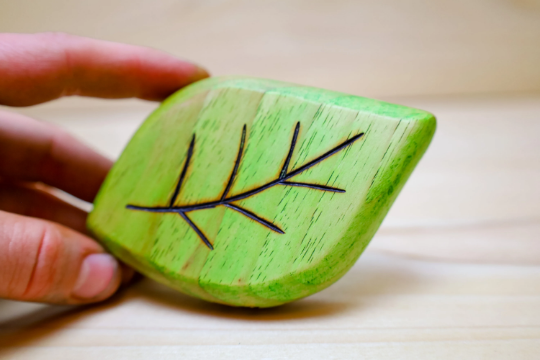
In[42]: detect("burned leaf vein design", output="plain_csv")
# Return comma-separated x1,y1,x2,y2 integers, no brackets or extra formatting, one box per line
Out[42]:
126,122,364,250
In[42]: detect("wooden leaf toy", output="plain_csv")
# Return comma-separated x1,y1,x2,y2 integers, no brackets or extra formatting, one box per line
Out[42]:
88,77,436,308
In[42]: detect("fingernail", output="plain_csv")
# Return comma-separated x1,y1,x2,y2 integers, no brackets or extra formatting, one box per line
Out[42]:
72,253,118,299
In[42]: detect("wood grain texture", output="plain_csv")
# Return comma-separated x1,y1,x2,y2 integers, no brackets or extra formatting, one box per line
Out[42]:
87,77,436,307
1,92,539,359
1,252,540,360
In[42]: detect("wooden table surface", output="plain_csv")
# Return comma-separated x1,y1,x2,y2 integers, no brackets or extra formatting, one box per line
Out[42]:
1,0,540,358
0,92,539,359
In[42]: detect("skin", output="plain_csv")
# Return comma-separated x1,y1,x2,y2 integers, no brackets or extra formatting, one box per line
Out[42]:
0,32,209,305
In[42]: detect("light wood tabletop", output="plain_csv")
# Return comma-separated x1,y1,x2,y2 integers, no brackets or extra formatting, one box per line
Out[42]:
1,92,539,359
0,0,539,358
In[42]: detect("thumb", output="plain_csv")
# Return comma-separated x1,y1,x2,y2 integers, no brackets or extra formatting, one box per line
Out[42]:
0,210,122,304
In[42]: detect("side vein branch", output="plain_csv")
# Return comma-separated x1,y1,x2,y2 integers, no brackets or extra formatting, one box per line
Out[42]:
169,134,195,207
225,203,284,234
285,132,364,178
280,122,300,179
221,124,246,200
179,212,213,250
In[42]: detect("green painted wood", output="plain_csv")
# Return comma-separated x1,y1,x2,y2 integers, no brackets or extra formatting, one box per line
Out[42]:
87,76,436,308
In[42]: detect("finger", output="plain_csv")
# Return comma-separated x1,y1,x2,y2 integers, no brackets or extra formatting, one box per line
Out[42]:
0,181,136,287
0,32,209,106
0,181,88,234
0,110,111,202
0,211,123,304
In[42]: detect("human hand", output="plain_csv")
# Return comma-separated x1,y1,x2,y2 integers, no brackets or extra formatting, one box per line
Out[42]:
0,33,209,304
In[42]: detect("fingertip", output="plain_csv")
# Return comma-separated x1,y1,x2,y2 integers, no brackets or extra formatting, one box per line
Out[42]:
0,212,125,305
137,58,211,101
188,65,210,83
71,253,121,302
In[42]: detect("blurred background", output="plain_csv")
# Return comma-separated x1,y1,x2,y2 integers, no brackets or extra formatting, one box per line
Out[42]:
1,1,540,358
1,0,540,96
